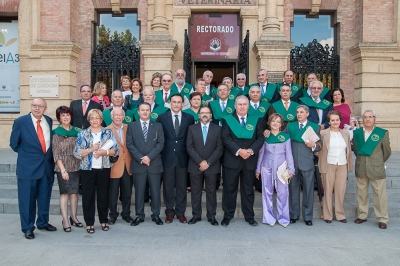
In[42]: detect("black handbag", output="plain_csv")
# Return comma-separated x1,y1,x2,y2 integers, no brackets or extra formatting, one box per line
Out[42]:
109,155,119,163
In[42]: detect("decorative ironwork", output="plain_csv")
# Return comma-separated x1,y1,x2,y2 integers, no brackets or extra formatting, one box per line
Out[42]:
91,39,140,92
183,29,192,84
238,30,249,86
290,39,339,89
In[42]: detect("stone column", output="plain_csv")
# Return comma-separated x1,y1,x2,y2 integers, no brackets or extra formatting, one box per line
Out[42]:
171,6,191,72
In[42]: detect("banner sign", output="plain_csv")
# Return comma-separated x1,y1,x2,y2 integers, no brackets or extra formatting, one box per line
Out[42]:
0,22,20,112
190,14,240,59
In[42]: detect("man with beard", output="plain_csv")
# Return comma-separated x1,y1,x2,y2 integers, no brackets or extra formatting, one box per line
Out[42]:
171,69,193,101
186,106,224,226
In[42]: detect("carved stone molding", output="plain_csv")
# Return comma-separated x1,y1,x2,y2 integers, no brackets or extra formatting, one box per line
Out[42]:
309,0,321,16
173,6,191,16
240,6,258,17
111,0,121,14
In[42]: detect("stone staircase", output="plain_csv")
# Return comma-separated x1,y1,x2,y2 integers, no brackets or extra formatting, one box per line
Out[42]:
0,150,399,219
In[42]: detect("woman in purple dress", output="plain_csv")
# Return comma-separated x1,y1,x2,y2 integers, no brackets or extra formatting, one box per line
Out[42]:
256,113,295,227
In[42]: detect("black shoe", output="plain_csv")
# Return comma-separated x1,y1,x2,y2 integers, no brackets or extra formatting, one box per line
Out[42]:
245,218,258,226
221,218,230,227
37,223,57,231
256,188,262,193
208,218,219,226
305,220,313,226
290,219,297,224
131,217,144,226
152,216,164,225
108,217,117,225
144,198,150,203
122,216,133,223
188,217,201,225
24,230,35,240
69,216,83,227
62,221,71,232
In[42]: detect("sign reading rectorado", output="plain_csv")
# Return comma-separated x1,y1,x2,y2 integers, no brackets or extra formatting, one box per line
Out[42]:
175,0,255,5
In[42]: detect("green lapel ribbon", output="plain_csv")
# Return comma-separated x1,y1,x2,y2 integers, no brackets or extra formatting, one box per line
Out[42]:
247,101,270,119
183,108,200,121
171,83,192,100
223,115,259,139
154,87,179,106
52,125,81,137
264,132,290,144
276,82,302,97
272,101,299,122
353,127,387,156
133,105,169,122
250,83,277,103
299,97,332,110
287,121,319,143
232,86,250,96
103,109,134,126
209,99,235,120
201,94,213,106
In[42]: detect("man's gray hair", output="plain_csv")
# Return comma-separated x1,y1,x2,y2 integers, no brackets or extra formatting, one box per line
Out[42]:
111,108,125,116
310,80,323,88
235,95,249,105
222,77,233,83
363,109,377,118
142,87,155,95
111,90,123,98
297,105,309,113
174,69,186,75
249,86,260,92
257,69,268,76
236,73,246,80
203,70,213,76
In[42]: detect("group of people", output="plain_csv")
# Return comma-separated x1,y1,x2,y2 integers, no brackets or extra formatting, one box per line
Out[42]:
10,68,392,240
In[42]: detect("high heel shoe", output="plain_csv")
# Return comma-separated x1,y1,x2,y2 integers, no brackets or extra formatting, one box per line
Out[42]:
70,216,83,227
62,221,71,232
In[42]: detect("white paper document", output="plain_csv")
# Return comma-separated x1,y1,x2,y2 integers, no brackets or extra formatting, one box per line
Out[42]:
101,139,114,150
301,126,320,143
277,161,290,185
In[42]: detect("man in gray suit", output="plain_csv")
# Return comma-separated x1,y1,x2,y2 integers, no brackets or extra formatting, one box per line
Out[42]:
126,102,165,226
285,105,322,226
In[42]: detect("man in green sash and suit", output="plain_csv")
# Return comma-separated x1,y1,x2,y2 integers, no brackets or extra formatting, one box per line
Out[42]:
132,88,168,122
295,73,331,102
171,69,193,101
154,73,179,106
269,84,299,130
202,70,217,98
221,96,264,227
195,78,212,106
284,105,322,226
249,69,280,103
275,70,303,102
353,110,391,229
232,73,250,97
209,84,235,126
102,90,134,126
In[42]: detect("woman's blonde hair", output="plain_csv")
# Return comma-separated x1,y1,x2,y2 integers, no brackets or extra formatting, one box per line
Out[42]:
87,109,103,122
92,81,105,96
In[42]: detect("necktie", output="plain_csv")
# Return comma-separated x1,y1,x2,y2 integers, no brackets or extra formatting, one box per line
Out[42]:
254,104,258,109
202,125,207,145
82,101,87,115
174,115,180,136
164,93,168,102
37,120,46,153
241,117,245,128
221,102,226,112
284,101,289,111
260,84,265,96
299,123,304,130
143,122,148,141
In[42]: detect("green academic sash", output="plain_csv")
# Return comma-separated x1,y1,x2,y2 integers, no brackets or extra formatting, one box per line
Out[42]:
272,101,299,122
247,101,270,119
183,108,200,121
299,97,332,110
249,83,276,103
52,126,81,137
224,115,259,139
209,99,235,120
171,83,192,100
287,121,319,143
264,132,290,144
353,127,387,156
214,88,240,101
232,86,250,96
276,82,302,97
302,87,330,99
133,105,169,122
201,94,212,106
154,87,179,106
103,109,134,126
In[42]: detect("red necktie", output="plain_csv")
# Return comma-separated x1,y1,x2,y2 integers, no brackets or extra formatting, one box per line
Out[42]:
37,120,46,153
164,93,168,102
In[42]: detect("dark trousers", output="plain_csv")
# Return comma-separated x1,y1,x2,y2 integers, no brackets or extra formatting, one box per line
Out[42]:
81,168,110,226
222,166,255,220
289,168,315,221
190,172,217,219
17,174,54,232
134,171,162,219
163,157,187,216
109,168,132,219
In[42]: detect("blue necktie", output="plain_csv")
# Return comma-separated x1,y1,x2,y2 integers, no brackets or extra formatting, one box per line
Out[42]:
254,104,258,109
221,101,226,112
241,117,245,128
202,126,207,145
299,123,304,130
260,84,265,96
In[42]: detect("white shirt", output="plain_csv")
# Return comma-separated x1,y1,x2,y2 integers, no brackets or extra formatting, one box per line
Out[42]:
140,119,150,131
363,126,375,142
205,85,211,95
30,113,50,152
91,133,102,169
307,88,311,96
150,102,155,112
312,97,323,124
237,114,247,124
171,110,182,125
327,131,347,165
250,100,260,109
122,91,132,99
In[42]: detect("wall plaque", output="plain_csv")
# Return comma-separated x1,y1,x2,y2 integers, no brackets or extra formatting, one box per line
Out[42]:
29,75,59,97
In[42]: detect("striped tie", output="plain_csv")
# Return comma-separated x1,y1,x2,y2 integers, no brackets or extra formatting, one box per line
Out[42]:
143,122,148,141
174,115,180,136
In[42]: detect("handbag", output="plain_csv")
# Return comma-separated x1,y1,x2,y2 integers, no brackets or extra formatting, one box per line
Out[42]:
109,155,119,163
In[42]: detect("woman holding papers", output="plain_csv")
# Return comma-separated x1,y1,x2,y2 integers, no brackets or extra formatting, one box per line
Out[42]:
73,109,119,233
318,110,352,223
256,113,295,227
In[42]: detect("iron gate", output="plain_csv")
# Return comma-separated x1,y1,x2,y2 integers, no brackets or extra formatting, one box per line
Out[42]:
183,29,192,84
238,30,249,86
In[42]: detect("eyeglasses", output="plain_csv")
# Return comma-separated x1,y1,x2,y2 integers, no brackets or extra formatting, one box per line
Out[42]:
112,114,125,117
90,117,101,121
237,78,245,80
162,80,172,83
363,116,375,119
31,104,45,109
199,112,211,115
311,87,322,90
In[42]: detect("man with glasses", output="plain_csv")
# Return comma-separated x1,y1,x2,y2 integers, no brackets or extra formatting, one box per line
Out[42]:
249,69,280,103
171,69,193,101
155,73,179,106
10,98,56,239
232,73,250,97
299,73,331,102
186,106,224,226
70,85,102,129
353,110,391,229
275,70,303,102
102,90,134,126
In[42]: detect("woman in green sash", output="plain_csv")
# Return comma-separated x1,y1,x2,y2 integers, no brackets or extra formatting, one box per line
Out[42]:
256,113,295,227
183,92,201,123
52,106,83,232
124,78,143,110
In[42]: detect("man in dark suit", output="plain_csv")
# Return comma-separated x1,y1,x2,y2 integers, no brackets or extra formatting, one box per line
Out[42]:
221,96,264,227
157,94,194,224
186,106,224,226
70,84,102,129
10,98,56,239
127,102,165,226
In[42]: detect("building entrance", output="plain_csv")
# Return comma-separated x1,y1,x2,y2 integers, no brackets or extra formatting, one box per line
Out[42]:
194,62,236,87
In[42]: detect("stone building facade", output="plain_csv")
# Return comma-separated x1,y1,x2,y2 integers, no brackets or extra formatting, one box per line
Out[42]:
1,0,400,150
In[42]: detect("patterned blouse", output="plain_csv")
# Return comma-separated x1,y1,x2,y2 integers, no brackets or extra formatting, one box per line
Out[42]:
73,127,119,170
52,134,80,172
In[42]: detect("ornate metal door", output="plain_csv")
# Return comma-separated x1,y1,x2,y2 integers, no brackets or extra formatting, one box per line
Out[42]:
91,39,140,92
183,29,192,84
290,39,339,89
238,30,249,86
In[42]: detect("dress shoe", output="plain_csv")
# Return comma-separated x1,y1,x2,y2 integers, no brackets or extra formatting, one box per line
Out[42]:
24,231,35,240
221,218,230,227
131,217,144,226
245,218,258,226
177,214,187,224
188,217,201,225
165,215,174,224
325,220,332,224
62,221,71,232
379,222,387,229
339,219,347,223
305,220,313,226
354,218,367,224
208,218,219,226
280,223,288,228
290,219,297,224
256,188,262,193
152,216,163,225
37,223,57,231
108,217,117,225
122,216,133,223
69,216,83,227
